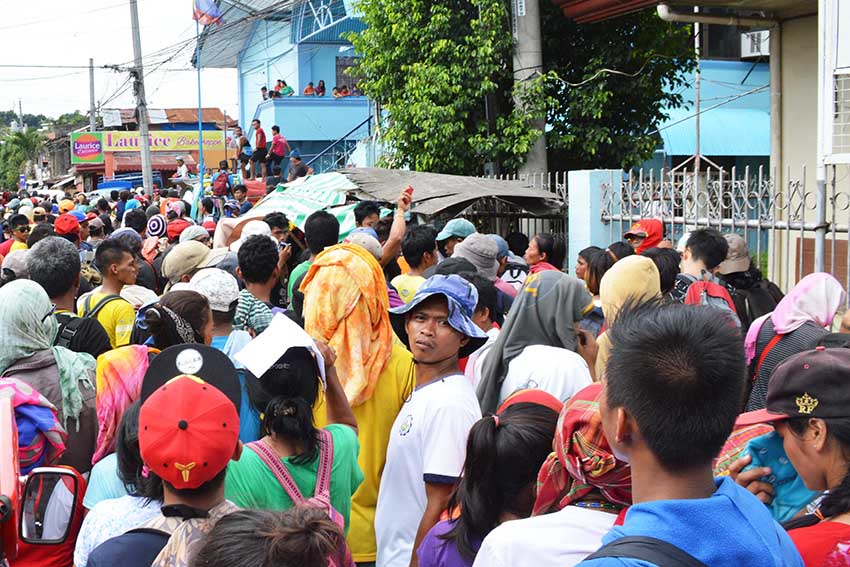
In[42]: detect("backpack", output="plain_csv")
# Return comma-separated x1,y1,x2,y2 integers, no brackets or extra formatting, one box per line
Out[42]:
734,279,784,330
80,294,123,319
212,172,231,197
681,275,741,328
584,536,708,567
247,431,355,567
54,313,85,349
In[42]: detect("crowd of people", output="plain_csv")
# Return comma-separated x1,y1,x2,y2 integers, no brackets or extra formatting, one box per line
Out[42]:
260,79,363,100
227,121,312,182
2,186,850,567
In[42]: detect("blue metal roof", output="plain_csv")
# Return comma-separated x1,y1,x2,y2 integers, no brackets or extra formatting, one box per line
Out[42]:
658,59,770,157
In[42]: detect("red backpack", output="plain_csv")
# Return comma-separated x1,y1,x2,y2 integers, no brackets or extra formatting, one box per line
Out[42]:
212,172,231,197
684,280,741,328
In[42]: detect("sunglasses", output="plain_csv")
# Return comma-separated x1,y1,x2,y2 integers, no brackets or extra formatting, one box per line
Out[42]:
15,226,30,233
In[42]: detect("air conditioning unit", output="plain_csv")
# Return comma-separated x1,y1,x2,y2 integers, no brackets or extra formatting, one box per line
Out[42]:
741,30,770,59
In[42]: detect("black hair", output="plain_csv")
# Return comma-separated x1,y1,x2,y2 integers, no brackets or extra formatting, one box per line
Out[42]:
442,403,560,561
272,125,280,134
578,245,602,262
237,234,279,284
685,228,729,271
110,190,119,201
606,299,745,470
28,236,81,298
606,241,635,262
96,198,110,213
402,224,438,269
584,249,615,296
373,216,393,244
353,201,381,225
8,214,27,228
304,210,340,255
264,212,290,232
233,184,247,196
89,224,104,238
26,223,56,249
94,239,133,273
784,417,850,528
100,214,114,235
641,247,681,295
201,197,214,214
119,190,130,201
253,118,261,125
533,233,566,269
258,347,321,465
123,208,147,234
116,401,164,502
505,232,529,257
212,303,238,326
463,272,498,324
144,291,210,349
191,507,346,567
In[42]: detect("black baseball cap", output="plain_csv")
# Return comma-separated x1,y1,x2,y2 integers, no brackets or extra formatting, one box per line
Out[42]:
737,346,850,425
140,344,241,411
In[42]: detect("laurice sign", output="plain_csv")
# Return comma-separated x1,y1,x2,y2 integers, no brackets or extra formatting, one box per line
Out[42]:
71,131,227,164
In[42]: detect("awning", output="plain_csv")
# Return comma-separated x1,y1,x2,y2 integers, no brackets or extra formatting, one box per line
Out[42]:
113,153,197,172
339,168,564,217
52,176,75,189
659,107,770,157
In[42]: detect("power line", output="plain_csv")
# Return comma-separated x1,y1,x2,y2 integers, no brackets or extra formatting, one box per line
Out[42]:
0,1,127,31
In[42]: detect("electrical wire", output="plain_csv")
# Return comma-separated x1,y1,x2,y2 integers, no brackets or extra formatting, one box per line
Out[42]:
0,1,128,32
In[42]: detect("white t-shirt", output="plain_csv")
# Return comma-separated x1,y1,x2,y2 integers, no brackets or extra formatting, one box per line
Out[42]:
465,327,500,389
375,374,482,567
492,345,592,406
472,506,617,567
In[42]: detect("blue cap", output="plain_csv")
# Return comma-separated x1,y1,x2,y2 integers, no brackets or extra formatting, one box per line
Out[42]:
436,218,476,242
290,149,301,159
389,274,488,358
68,210,87,222
51,204,59,214
487,234,509,260
124,199,141,212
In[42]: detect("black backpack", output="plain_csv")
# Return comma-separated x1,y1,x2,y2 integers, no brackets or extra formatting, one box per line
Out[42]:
584,536,708,567
54,313,85,349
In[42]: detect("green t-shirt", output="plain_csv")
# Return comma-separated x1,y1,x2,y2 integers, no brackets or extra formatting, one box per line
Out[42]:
224,424,363,534
287,260,313,298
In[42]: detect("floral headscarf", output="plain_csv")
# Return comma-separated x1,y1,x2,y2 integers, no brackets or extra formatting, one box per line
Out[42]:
0,377,67,473
0,280,95,430
532,383,632,516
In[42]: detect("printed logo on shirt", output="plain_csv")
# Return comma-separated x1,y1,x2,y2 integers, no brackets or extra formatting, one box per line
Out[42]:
399,413,413,436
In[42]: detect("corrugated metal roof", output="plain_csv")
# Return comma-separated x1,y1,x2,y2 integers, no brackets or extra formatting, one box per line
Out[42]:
106,108,236,127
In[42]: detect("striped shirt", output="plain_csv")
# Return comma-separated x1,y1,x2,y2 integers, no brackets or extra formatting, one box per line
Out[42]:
746,319,827,411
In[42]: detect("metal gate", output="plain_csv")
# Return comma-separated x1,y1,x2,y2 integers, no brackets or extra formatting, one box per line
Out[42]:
600,165,850,295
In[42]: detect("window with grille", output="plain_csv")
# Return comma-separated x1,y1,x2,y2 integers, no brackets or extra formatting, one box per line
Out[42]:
833,74,850,154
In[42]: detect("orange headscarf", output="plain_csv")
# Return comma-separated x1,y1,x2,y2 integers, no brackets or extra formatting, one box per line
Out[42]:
301,244,393,406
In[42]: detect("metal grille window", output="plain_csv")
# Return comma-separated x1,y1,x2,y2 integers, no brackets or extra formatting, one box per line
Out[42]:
833,74,850,154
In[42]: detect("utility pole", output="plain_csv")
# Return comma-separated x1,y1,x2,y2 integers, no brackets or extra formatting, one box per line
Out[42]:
512,0,547,178
89,58,97,132
18,99,24,130
129,0,154,194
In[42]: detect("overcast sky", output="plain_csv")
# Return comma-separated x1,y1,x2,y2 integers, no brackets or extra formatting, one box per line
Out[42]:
1,0,238,120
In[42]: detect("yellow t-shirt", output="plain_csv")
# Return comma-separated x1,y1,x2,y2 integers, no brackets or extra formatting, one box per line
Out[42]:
77,292,136,348
390,274,426,304
10,241,27,253
313,342,414,562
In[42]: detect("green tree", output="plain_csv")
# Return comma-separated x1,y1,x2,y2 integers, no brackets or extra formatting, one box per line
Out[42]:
1,129,44,184
54,111,89,127
0,138,25,190
348,0,548,174
541,6,694,170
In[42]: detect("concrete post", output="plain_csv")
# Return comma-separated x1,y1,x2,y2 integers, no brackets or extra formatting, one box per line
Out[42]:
512,0,547,175
567,170,620,277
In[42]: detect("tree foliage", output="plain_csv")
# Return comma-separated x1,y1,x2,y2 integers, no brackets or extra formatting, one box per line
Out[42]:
348,0,548,175
541,5,694,170
0,110,48,129
0,129,44,189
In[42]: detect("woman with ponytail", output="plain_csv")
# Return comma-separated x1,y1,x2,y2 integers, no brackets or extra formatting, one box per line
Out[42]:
734,347,850,565
224,343,363,534
416,390,561,567
192,507,348,567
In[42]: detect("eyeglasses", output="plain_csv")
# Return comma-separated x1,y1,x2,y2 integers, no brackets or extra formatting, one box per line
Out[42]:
41,303,56,323
15,226,30,233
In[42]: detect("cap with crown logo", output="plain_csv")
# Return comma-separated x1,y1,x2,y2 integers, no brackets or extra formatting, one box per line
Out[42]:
737,346,850,426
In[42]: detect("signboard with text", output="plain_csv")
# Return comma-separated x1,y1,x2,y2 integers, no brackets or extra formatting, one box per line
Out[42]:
71,130,227,164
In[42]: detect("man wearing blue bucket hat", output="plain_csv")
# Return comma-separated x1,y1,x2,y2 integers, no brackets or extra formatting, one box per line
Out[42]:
376,274,486,567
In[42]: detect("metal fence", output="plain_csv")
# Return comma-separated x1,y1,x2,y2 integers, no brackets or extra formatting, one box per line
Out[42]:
599,165,850,294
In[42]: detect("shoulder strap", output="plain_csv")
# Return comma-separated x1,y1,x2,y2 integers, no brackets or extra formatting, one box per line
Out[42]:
314,429,334,497
82,294,122,318
584,536,709,567
54,314,85,348
754,333,784,382
246,439,306,504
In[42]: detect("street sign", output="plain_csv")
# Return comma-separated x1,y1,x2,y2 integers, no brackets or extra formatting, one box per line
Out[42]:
18,175,25,190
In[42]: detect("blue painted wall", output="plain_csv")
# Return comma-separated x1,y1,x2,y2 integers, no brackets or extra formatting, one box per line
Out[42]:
253,96,370,143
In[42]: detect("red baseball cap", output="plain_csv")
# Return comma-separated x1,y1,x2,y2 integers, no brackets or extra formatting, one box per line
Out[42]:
139,374,240,490
54,214,80,236
84,212,98,223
